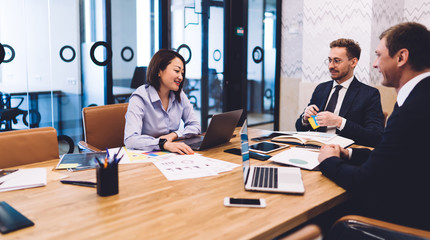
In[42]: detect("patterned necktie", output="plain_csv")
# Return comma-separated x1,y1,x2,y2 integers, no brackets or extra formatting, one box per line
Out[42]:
325,85,342,113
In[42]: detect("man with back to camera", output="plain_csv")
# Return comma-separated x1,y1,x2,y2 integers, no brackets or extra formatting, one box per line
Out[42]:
296,38,384,147
318,22,430,231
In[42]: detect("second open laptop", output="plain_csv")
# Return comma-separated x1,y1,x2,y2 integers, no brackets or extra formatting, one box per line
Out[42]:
240,120,305,194
182,109,243,151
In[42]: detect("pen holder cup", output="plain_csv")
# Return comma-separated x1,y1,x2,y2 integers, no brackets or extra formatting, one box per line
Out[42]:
96,164,119,197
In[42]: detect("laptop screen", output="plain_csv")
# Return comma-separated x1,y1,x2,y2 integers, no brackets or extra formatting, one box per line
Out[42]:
239,120,251,184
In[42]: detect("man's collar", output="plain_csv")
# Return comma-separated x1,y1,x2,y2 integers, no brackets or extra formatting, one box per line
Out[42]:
397,71,430,106
333,76,354,89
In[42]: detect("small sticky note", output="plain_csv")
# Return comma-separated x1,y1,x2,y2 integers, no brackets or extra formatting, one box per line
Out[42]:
308,115,320,129
57,163,79,169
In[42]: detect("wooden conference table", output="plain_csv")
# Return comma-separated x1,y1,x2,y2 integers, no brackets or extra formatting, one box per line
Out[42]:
1,128,348,240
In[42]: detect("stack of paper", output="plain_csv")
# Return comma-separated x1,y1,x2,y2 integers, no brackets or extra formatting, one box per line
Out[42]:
0,168,47,192
153,155,240,181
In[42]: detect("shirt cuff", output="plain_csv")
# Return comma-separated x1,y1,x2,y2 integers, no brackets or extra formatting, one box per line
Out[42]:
337,117,346,130
347,148,353,159
174,130,183,139
302,116,310,126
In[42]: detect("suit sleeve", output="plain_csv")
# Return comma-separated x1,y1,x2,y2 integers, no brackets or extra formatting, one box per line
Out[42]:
339,88,384,147
295,85,324,131
295,112,312,131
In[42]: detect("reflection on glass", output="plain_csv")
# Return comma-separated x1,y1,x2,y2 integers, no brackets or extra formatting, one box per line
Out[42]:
247,0,277,126
171,0,224,130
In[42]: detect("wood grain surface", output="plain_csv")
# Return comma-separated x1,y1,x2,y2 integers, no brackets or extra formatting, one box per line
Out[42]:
1,128,347,240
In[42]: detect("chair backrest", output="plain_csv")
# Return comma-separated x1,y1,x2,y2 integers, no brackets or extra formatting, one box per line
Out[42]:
326,215,430,240
0,127,59,168
130,66,147,89
82,103,128,151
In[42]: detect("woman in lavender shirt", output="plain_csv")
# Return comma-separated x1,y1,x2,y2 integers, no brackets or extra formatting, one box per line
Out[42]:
124,49,200,154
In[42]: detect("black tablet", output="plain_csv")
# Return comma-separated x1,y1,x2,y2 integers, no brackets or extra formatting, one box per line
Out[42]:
0,201,34,234
249,141,289,154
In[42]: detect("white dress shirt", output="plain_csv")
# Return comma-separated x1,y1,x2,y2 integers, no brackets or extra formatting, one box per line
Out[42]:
124,85,201,151
324,76,354,133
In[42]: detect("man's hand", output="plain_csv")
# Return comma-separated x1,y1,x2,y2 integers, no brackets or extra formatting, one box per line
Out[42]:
318,144,349,163
163,141,194,155
303,105,319,122
316,111,342,127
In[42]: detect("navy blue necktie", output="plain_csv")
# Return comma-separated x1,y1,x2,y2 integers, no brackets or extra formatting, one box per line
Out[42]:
325,85,342,113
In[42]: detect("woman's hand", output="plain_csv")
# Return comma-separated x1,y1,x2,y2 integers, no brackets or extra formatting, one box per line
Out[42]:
159,132,178,142
163,141,194,155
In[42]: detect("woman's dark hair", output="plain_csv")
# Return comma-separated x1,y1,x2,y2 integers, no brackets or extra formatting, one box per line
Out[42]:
146,49,186,102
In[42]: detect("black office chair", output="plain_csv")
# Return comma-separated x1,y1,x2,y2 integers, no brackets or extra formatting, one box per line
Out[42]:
0,92,41,131
130,66,147,89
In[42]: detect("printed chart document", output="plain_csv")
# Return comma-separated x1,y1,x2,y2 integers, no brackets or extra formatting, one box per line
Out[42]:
108,147,176,164
269,148,320,170
153,155,240,181
0,168,47,192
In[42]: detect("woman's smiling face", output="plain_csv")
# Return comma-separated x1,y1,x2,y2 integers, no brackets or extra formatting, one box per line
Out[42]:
158,57,184,92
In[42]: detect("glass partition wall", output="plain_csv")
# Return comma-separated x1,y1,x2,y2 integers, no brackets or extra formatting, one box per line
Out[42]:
170,0,224,130
0,0,80,141
0,0,280,148
247,0,277,126
0,0,160,146
170,0,279,130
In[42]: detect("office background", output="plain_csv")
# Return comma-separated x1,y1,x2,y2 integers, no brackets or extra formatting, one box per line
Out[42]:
279,0,430,130
0,0,429,147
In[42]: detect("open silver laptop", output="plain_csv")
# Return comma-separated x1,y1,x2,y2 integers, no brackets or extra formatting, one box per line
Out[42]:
182,109,243,150
240,120,305,194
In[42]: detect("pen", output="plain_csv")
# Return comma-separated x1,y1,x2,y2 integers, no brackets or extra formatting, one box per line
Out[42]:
115,154,124,164
60,180,96,188
114,147,122,160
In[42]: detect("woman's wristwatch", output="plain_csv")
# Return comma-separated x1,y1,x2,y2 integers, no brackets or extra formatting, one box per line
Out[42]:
159,138,167,151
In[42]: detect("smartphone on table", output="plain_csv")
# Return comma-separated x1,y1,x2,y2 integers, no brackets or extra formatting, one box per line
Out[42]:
224,197,266,208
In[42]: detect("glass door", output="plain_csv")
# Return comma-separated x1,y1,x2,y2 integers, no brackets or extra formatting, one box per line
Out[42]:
0,0,81,141
111,0,160,103
81,0,111,107
170,0,224,131
247,0,277,126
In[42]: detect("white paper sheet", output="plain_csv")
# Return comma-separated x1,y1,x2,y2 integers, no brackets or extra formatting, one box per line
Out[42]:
269,148,320,170
153,155,240,181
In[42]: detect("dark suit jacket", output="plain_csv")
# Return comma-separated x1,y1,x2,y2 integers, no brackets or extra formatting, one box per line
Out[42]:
295,77,384,147
319,77,430,231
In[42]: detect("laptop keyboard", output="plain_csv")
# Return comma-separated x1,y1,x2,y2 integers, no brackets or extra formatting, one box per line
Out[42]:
188,142,202,149
251,167,278,189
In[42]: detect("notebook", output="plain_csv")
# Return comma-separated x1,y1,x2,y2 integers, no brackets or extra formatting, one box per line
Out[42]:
0,168,47,192
182,109,243,150
240,120,305,194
